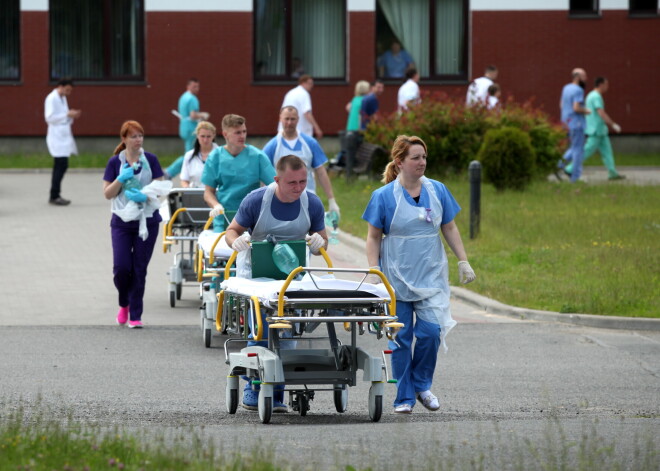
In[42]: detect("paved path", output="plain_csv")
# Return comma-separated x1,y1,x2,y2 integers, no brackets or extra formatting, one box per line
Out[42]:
0,171,658,469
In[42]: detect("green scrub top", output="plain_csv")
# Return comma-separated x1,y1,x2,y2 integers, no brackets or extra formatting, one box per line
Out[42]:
585,90,608,136
201,144,276,231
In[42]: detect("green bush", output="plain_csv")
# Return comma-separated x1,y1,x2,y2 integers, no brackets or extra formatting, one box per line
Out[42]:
364,93,564,180
477,126,536,191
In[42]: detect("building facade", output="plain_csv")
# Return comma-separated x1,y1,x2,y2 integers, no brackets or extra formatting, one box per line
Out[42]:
1,0,658,139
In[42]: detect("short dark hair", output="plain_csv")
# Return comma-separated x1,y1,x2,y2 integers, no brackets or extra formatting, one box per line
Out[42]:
485,65,498,73
57,79,73,87
188,78,199,84
405,68,418,80
298,74,312,84
594,76,607,87
276,155,307,173
371,79,384,87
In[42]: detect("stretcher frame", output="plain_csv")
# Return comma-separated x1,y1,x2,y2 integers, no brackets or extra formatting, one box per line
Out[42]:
219,248,402,423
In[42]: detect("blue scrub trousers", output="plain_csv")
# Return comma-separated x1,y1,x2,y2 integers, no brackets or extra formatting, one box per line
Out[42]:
389,300,442,407
562,127,585,182
111,222,159,321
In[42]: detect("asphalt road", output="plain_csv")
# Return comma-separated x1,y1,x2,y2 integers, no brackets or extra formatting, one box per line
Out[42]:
0,172,658,469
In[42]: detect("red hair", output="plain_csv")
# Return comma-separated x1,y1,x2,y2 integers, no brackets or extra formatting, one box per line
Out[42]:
113,120,145,155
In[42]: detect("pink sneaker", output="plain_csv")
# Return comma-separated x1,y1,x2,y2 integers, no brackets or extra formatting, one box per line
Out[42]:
116,307,129,325
128,320,143,329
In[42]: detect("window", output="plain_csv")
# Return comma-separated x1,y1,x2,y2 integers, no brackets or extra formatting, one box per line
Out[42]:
0,0,20,80
629,0,658,15
50,0,144,81
569,0,600,15
254,0,346,81
376,0,468,81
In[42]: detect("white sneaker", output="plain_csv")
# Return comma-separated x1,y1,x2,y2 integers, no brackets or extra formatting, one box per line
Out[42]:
417,391,440,411
394,404,413,414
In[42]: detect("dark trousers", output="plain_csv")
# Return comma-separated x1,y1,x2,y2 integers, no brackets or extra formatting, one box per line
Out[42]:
50,157,69,200
111,223,159,321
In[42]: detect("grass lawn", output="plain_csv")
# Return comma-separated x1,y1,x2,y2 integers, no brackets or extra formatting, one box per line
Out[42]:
324,172,660,318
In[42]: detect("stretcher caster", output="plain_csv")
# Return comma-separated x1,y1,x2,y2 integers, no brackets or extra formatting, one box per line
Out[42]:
169,288,176,308
200,308,212,348
226,376,238,414
258,384,274,424
176,282,182,300
368,383,383,422
333,385,348,413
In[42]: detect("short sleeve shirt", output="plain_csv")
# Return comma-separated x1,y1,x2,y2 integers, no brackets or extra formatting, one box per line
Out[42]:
362,179,461,235
397,79,420,110
378,49,414,78
585,90,607,136
103,151,164,227
178,91,199,137
201,144,276,211
560,83,586,130
234,187,325,235
281,85,313,136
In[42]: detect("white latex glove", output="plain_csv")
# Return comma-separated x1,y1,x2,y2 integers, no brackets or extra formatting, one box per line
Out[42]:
231,232,251,252
199,111,210,121
365,266,383,285
328,197,340,216
458,261,476,284
305,233,325,254
612,123,621,134
209,203,224,219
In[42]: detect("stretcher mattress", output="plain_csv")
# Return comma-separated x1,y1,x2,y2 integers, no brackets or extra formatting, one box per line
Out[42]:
220,275,391,308
198,230,234,258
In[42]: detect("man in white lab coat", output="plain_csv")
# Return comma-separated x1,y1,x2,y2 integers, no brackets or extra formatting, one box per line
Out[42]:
44,79,81,205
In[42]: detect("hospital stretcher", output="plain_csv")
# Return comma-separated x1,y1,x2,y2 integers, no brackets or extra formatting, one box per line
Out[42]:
195,226,235,348
217,241,402,423
162,188,210,307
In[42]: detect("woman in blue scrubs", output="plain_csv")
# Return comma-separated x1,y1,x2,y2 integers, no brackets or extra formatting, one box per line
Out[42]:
362,135,476,414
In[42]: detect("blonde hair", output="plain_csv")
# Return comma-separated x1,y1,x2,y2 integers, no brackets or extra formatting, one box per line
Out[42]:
381,135,428,184
221,114,245,131
113,120,144,155
195,121,216,136
354,80,370,96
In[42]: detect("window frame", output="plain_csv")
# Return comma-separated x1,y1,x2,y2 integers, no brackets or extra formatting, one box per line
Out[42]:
375,0,469,84
568,0,601,18
0,0,21,82
252,0,347,83
48,0,145,83
628,0,659,17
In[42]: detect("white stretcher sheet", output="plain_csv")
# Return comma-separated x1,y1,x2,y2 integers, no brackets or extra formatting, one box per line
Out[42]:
220,274,391,309
198,230,234,258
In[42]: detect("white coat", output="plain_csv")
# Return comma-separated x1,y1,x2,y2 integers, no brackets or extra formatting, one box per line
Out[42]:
44,88,78,157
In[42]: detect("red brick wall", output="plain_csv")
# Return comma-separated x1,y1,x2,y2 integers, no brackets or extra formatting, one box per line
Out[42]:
2,9,658,137
471,10,660,133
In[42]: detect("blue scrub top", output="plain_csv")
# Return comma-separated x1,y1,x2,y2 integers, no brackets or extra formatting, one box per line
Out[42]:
178,91,199,139
362,179,460,234
201,144,276,211
560,83,586,130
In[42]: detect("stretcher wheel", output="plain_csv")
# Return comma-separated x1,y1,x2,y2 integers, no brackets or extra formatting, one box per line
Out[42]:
258,387,273,424
169,290,176,308
176,282,182,300
203,327,212,348
368,385,383,422
333,385,348,413
299,394,308,416
226,386,238,414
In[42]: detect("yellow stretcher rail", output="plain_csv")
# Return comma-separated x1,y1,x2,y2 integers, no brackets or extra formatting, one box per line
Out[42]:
209,231,226,265
162,207,189,253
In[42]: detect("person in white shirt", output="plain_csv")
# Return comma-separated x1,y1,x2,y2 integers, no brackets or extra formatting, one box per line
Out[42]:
466,65,498,107
44,79,81,206
397,68,421,112
487,84,501,110
180,121,218,188
280,75,323,139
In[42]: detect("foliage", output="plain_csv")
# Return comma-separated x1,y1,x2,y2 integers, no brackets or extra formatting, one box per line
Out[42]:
323,174,660,318
477,126,536,191
363,92,565,179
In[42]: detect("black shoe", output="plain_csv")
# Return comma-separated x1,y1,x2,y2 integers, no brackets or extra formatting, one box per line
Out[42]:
49,197,71,206
608,174,626,181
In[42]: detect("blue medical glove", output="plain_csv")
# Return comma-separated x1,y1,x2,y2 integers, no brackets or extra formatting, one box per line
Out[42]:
117,163,134,183
125,188,147,203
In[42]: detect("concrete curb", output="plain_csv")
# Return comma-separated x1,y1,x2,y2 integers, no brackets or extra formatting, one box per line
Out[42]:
337,231,660,331
452,286,660,331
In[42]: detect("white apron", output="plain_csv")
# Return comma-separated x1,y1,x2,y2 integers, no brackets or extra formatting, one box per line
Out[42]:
381,176,456,349
237,182,311,278
273,135,317,193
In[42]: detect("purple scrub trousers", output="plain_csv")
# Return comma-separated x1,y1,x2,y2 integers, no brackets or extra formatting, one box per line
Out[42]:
111,222,159,321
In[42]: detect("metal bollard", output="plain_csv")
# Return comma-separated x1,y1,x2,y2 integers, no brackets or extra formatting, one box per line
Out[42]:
468,160,481,239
